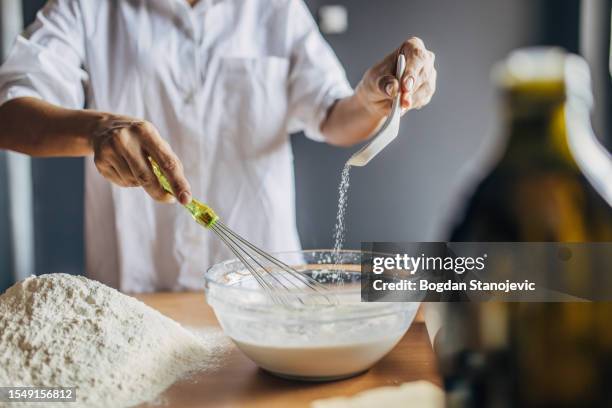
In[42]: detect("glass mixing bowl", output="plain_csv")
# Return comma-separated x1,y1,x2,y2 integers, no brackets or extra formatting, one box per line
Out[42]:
204,250,419,381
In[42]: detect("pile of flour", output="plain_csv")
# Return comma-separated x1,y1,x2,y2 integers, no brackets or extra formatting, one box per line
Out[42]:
0,274,227,408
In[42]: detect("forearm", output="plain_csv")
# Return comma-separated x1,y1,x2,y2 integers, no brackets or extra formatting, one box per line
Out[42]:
320,93,385,147
0,96,191,203
0,97,103,157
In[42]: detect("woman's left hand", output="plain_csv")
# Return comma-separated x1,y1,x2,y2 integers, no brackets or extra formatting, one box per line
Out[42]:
356,37,437,118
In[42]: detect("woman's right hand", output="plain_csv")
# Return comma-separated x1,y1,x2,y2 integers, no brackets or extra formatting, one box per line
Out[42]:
0,98,190,204
91,116,192,204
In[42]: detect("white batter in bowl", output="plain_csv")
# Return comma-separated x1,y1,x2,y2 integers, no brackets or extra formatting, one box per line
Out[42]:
204,250,419,381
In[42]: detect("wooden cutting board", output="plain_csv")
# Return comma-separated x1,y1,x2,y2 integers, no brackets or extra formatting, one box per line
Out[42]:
135,292,441,408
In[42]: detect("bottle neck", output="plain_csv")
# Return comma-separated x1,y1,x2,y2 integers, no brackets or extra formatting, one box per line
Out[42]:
507,109,555,140
500,100,575,170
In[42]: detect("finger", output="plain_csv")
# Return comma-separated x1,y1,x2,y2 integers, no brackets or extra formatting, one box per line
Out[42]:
400,75,435,111
107,163,134,187
126,151,174,203
377,75,400,98
401,93,412,111
95,158,127,187
417,67,437,107
404,51,437,100
144,144,191,205
400,37,428,94
130,122,191,204
408,79,435,110
401,60,423,95
107,155,139,187
138,154,176,203
400,67,430,111
417,51,436,83
120,140,175,203
93,138,131,187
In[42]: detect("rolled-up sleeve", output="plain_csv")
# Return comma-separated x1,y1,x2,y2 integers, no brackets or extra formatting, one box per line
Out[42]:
0,0,88,109
285,1,353,142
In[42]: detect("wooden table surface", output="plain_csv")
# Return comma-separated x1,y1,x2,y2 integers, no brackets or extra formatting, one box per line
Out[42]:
135,292,441,408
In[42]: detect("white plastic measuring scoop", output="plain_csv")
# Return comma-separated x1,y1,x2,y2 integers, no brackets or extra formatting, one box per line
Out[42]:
347,53,407,167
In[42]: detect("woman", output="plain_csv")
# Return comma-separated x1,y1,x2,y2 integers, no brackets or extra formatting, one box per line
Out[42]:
0,0,436,292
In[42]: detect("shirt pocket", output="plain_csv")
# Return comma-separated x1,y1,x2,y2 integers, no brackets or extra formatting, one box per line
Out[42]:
211,56,290,158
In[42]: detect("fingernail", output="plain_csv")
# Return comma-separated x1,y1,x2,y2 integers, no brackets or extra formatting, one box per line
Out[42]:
401,94,411,108
179,191,191,204
405,76,415,92
385,83,394,97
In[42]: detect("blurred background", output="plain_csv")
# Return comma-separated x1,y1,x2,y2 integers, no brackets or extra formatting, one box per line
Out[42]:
0,0,610,292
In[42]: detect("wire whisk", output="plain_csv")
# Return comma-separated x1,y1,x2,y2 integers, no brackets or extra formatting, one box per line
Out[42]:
150,159,336,306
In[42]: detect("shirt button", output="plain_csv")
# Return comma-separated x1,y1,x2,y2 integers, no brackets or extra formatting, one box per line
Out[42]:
184,91,195,104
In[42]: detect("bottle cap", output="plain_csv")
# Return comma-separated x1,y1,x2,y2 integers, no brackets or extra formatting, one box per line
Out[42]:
492,47,566,87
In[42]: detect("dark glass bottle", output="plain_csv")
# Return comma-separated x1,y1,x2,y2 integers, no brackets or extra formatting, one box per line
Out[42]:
441,48,612,408
451,51,612,242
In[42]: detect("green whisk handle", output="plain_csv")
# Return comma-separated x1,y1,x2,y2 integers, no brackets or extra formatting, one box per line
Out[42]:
149,157,219,228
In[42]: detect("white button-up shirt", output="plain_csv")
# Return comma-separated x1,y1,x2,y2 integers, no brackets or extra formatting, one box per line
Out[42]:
0,0,352,292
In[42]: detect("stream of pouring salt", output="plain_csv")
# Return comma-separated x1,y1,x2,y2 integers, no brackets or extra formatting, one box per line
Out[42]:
332,163,351,266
